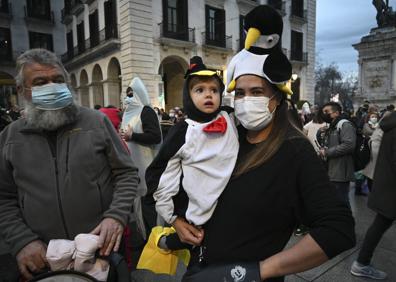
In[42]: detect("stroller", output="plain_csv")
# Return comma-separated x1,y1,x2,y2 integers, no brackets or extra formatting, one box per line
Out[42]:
29,252,131,282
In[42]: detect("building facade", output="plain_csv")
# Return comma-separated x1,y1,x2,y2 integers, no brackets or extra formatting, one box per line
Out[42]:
61,0,316,110
0,0,66,109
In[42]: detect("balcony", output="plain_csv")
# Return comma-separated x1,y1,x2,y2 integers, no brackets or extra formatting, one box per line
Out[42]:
0,2,12,19
290,50,308,64
24,6,54,24
61,25,120,68
158,22,196,50
202,32,232,50
290,7,307,24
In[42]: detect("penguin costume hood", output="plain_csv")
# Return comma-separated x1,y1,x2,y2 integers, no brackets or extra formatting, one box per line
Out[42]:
227,5,292,95
183,56,225,123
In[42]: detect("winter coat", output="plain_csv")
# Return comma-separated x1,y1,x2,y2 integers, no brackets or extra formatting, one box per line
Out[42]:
368,111,396,219
324,119,356,182
362,127,383,180
0,106,139,256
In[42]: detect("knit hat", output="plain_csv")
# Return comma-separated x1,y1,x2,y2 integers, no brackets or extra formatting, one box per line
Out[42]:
226,5,292,95
183,56,225,123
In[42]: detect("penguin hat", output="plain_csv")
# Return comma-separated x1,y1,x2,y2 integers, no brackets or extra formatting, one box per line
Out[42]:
227,5,292,95
183,56,225,123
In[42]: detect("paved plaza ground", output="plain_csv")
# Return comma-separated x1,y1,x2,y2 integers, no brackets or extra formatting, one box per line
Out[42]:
1,186,395,282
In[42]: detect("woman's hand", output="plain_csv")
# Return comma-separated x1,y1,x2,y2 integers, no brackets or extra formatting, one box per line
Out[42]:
172,217,204,246
120,125,133,141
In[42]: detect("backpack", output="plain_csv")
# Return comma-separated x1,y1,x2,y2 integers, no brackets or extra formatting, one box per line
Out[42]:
336,119,371,172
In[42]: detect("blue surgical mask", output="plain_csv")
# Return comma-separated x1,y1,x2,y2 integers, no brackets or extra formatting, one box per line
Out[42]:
30,83,73,110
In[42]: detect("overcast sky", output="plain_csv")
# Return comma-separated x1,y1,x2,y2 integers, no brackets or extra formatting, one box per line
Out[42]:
316,0,396,76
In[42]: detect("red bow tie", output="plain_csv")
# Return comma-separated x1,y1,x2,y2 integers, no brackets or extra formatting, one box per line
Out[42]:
203,116,227,134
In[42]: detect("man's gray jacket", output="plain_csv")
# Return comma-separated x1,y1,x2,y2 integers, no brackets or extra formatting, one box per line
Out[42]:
325,119,356,182
0,106,139,256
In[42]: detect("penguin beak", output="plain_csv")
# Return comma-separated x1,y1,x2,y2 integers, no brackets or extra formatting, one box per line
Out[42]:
244,28,261,50
276,83,293,96
227,79,236,93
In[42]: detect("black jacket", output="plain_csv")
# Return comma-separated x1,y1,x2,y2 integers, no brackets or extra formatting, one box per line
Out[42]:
368,111,396,219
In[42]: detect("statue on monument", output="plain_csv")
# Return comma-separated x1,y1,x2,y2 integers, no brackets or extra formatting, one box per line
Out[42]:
372,0,396,27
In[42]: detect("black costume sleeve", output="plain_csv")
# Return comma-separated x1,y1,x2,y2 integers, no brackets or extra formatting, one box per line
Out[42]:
145,121,188,196
294,137,356,258
131,106,162,145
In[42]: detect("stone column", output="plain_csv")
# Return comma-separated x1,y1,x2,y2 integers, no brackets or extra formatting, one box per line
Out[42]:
119,0,157,103
103,79,121,108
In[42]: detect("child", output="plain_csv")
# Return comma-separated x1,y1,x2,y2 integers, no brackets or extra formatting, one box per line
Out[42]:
144,56,239,256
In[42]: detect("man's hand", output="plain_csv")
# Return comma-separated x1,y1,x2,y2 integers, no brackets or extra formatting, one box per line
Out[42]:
16,240,48,280
172,217,204,246
91,217,124,256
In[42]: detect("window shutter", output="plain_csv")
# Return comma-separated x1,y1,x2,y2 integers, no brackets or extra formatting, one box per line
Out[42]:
216,9,225,46
163,0,169,33
177,0,188,40
239,15,245,50
205,5,210,43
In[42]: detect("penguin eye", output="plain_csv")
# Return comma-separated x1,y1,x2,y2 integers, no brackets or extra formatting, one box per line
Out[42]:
267,37,273,43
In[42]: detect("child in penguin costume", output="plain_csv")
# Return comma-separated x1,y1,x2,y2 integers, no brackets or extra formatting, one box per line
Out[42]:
137,56,239,275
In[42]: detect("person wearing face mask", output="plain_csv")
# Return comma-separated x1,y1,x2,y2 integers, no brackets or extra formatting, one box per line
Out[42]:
172,15,355,280
319,102,357,204
168,109,176,123
119,77,162,256
362,112,379,137
139,57,238,274
0,49,139,280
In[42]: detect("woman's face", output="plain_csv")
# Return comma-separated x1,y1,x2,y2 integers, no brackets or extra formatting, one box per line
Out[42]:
234,75,278,112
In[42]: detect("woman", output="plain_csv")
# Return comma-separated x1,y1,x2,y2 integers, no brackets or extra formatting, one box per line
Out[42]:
303,109,326,153
172,74,355,281
170,5,355,277
120,78,162,239
351,111,396,280
362,112,379,137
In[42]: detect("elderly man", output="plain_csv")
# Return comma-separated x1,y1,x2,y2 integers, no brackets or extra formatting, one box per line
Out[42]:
0,49,139,280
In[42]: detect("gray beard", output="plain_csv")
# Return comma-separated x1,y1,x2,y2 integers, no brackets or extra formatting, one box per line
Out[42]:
24,102,79,131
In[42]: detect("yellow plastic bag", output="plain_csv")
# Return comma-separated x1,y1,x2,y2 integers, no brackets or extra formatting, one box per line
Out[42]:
136,226,190,275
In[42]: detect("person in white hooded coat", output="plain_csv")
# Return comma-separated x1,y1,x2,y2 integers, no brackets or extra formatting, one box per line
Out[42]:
120,78,162,240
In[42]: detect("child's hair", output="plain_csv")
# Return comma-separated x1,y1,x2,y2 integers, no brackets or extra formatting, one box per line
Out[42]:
188,75,221,92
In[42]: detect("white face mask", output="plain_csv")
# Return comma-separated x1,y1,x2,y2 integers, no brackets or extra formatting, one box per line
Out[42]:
369,117,378,124
234,96,275,131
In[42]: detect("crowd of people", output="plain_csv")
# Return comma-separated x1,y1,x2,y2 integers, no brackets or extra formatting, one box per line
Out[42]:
0,4,395,282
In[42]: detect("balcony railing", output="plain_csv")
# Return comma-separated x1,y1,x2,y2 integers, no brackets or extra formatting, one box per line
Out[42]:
61,25,119,62
202,32,232,49
24,6,54,23
290,50,308,63
290,6,307,22
158,22,195,43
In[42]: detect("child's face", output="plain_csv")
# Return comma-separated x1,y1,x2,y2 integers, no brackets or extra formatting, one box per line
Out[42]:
190,80,221,114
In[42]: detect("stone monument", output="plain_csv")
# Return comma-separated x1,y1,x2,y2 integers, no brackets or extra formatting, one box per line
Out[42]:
352,0,396,107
